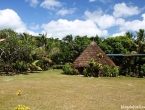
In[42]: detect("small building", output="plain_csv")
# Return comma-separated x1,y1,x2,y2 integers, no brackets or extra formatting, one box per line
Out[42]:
72,41,115,73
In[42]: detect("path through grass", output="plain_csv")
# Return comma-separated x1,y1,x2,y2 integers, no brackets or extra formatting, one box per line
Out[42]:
0,69,145,110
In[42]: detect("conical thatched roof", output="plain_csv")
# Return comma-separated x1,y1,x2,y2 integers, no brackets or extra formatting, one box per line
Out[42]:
72,41,116,68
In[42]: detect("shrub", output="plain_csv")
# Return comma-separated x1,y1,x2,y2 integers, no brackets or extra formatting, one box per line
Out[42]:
89,59,96,68
97,53,103,59
101,65,119,77
125,68,129,76
12,61,28,73
62,63,77,75
83,68,87,77
130,72,136,77
93,63,102,77
140,65,145,77
83,67,91,77
83,60,102,77
83,59,119,77
110,66,119,77
72,68,79,75
102,65,111,77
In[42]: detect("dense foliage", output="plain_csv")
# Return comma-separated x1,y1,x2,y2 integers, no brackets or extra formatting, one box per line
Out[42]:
62,59,119,77
0,28,145,77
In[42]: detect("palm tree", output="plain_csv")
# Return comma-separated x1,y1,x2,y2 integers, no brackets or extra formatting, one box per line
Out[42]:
134,29,145,77
135,29,145,54
37,33,48,51
125,31,135,40
62,34,73,44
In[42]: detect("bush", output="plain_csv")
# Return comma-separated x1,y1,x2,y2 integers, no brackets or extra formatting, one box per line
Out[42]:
83,68,87,77
83,59,119,77
12,61,28,73
110,66,119,77
72,68,79,75
83,68,91,77
83,61,102,77
70,59,119,78
89,59,96,68
130,72,136,77
101,65,119,77
62,63,78,75
97,53,103,59
102,65,111,77
140,65,145,77
93,63,102,77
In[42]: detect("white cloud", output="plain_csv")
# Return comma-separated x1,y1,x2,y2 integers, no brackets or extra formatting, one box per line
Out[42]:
0,9,26,31
0,9,39,36
111,31,126,37
40,0,62,10
84,3,145,37
142,14,145,20
113,2,140,18
84,10,125,29
119,14,145,31
41,19,108,39
57,8,76,16
115,18,125,26
110,14,145,37
25,0,39,7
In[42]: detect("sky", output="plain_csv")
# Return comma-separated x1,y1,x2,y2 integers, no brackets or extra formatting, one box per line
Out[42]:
0,0,145,39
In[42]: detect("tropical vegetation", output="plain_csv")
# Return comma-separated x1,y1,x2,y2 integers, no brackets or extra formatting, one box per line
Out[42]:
0,28,145,77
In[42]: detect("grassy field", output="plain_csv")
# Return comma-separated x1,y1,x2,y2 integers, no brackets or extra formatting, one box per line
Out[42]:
0,69,145,110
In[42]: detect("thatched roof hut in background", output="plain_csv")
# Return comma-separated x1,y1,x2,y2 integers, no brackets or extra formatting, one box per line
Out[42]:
72,41,116,68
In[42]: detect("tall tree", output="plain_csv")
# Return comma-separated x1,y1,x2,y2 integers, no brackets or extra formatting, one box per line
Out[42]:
0,28,17,39
135,29,145,53
62,34,73,44
35,33,48,51
125,31,134,39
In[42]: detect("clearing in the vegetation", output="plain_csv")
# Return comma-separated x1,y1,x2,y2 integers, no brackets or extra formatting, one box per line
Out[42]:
0,69,145,110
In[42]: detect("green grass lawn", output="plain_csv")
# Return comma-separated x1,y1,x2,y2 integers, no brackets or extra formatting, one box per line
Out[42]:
0,69,145,110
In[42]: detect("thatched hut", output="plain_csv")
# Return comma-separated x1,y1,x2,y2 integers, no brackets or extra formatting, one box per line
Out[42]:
72,41,115,72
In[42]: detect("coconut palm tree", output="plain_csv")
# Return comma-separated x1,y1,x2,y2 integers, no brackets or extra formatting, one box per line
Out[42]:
134,29,145,77
36,33,48,51
135,29,145,54
62,34,73,44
